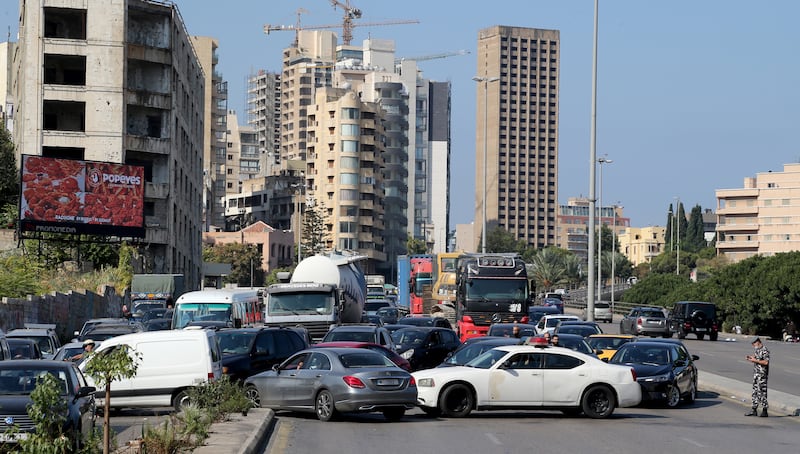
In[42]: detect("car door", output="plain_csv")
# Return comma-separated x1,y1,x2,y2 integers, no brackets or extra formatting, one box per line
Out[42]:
264,352,311,409
671,345,694,394
292,352,332,408
72,365,96,440
540,353,587,405
621,310,635,333
250,332,277,375
488,352,544,405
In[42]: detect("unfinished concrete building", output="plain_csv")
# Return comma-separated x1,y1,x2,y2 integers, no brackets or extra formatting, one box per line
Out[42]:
13,0,204,286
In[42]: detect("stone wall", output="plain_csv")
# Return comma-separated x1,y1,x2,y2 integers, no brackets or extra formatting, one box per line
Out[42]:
0,285,123,343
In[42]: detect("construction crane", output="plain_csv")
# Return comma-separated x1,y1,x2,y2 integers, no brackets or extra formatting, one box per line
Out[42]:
330,0,361,45
394,49,471,64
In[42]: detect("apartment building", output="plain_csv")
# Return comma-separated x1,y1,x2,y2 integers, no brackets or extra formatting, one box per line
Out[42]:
0,41,15,132
306,86,387,271
13,0,204,285
474,26,560,250
617,226,666,267
191,36,227,231
716,163,800,262
246,69,280,176
556,198,630,262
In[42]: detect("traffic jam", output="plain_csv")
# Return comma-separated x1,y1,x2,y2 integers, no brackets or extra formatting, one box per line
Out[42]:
0,252,704,448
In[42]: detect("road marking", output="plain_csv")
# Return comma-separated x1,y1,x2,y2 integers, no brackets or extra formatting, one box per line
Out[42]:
486,433,503,446
681,437,706,448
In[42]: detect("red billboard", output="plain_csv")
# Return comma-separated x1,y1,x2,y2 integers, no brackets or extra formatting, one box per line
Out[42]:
19,155,146,237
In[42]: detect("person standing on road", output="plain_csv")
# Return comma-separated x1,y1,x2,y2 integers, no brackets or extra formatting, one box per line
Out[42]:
745,337,770,417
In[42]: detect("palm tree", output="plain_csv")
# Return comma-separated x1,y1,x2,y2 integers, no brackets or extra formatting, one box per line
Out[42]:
527,247,567,292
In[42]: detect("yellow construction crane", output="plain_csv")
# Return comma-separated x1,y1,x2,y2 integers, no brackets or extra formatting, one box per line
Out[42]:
395,49,471,64
264,2,418,46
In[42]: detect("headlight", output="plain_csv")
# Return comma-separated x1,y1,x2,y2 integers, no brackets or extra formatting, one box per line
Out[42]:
641,373,672,383
417,378,435,387
401,349,414,359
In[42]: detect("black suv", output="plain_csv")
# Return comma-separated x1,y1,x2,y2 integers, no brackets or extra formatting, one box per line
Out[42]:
669,301,718,341
217,327,309,382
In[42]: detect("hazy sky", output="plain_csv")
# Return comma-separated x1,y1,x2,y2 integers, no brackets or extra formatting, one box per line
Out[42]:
4,1,800,229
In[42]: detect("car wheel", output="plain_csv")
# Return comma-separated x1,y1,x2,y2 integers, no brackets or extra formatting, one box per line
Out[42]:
421,406,442,418
684,381,697,404
662,332,672,338
665,383,681,408
382,408,405,422
696,332,705,340
315,390,338,422
677,328,686,339
581,385,615,419
172,390,191,412
439,383,474,418
709,332,718,341
245,385,261,408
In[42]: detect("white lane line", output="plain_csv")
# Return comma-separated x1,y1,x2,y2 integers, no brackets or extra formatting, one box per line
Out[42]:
486,433,503,446
681,438,706,448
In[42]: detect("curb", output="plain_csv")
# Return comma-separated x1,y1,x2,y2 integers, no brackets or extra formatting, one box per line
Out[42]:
699,370,800,417
193,408,275,454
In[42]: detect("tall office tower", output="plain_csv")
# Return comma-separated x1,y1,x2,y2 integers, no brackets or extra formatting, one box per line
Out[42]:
13,0,204,286
246,69,280,176
428,81,452,254
192,36,228,231
474,26,560,250
223,110,260,195
306,86,387,272
0,41,15,132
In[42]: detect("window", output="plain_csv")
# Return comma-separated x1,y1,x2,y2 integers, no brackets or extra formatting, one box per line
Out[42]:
340,157,359,169
341,124,359,136
339,238,356,249
543,354,583,369
342,108,360,119
341,140,358,152
339,222,357,233
339,190,358,201
340,173,358,185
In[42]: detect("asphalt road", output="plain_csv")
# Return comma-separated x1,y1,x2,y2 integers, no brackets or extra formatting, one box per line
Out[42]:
264,394,799,454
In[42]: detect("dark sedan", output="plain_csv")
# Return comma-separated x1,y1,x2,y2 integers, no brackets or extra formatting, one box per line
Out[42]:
439,336,524,367
609,340,699,407
487,323,538,338
218,327,309,382
390,327,461,371
0,360,96,447
555,321,604,338
396,316,452,329
244,348,417,421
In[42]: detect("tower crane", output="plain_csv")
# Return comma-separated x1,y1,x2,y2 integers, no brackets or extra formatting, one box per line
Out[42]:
394,49,471,64
330,0,361,46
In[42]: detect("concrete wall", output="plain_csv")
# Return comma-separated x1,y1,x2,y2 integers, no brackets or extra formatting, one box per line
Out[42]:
0,285,123,343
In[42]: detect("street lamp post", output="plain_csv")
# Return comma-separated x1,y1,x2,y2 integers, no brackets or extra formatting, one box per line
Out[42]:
675,196,680,275
611,203,621,317
291,176,305,263
587,0,599,322
597,156,612,302
473,75,500,253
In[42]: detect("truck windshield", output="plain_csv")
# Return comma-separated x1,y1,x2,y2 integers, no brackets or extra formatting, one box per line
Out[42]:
268,293,334,315
466,280,527,301
173,303,231,329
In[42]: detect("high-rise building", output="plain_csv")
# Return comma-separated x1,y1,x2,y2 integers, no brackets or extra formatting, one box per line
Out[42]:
191,36,228,231
474,26,560,250
246,69,280,176
556,197,630,261
0,41,15,132
13,0,204,285
716,163,800,262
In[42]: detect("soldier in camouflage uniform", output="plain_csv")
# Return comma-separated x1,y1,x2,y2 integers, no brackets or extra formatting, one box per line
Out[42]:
745,337,770,417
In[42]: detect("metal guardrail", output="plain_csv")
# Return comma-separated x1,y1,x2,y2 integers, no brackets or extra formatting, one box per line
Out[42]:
562,283,637,316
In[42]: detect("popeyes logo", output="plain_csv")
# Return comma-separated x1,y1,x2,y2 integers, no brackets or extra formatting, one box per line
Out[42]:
87,168,103,188
87,167,142,188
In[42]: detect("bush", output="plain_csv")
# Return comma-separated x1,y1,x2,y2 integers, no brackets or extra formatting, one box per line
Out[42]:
186,375,252,422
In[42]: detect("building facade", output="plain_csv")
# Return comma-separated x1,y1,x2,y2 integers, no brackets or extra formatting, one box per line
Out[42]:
202,220,294,272
13,0,204,286
246,69,280,176
474,25,560,250
0,41,15,132
191,36,227,231
617,226,665,267
556,198,630,262
716,163,800,262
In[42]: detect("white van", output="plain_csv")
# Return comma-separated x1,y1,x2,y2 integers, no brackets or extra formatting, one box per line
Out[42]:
80,328,222,410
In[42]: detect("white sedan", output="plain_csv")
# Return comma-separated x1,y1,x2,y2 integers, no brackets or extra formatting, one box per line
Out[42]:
412,343,641,418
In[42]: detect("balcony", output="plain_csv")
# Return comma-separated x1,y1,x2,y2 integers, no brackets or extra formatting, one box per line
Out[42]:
144,182,169,199
125,90,171,110
125,135,170,155
717,240,759,250
715,222,758,232
126,43,170,65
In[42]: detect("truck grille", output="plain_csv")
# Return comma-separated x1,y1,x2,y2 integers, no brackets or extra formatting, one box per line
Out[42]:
465,312,522,327
264,321,331,342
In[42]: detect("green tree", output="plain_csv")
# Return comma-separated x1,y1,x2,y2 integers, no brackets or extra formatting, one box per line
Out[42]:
301,202,328,257
83,344,140,454
685,205,707,252
486,226,527,254
406,237,427,254
0,253,43,297
527,247,567,291
203,243,264,287
0,125,18,208
117,242,135,291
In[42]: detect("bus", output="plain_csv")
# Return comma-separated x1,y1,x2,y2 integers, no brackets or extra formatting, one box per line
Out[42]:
172,288,262,329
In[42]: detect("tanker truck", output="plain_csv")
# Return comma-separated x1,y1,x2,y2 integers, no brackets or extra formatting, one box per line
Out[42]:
263,253,367,341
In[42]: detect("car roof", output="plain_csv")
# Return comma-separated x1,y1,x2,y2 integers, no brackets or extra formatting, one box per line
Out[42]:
559,321,598,325
588,334,636,339
634,338,685,346
313,341,383,349
328,325,383,332
542,314,580,320
491,323,537,328
461,337,524,346
492,343,591,355
0,359,73,368
7,328,55,336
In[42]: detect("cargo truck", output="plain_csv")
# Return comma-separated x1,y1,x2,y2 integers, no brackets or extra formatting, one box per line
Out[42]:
130,274,185,312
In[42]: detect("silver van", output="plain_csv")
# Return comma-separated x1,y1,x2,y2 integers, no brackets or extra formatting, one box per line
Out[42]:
587,301,613,323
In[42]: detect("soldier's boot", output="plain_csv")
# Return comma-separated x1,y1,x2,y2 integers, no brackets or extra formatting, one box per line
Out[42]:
760,408,768,417
745,408,758,416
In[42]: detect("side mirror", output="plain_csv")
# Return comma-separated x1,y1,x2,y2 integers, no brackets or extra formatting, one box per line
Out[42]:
594,349,604,356
75,386,96,401
601,358,609,363
73,331,80,337
272,364,280,373
691,355,700,361
674,360,687,367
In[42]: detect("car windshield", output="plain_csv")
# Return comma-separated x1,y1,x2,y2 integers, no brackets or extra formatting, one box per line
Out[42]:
0,369,69,395
324,330,375,343
610,345,671,365
447,342,509,365
465,349,508,369
338,352,394,368
391,329,426,345
588,337,632,350
217,331,255,355
546,317,573,328
558,337,593,355
558,326,596,336
364,301,390,312
398,318,433,327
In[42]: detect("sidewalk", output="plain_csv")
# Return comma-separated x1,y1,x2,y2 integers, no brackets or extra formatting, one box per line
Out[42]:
699,370,800,417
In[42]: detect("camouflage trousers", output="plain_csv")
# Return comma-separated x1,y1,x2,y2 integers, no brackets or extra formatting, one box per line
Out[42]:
751,373,768,409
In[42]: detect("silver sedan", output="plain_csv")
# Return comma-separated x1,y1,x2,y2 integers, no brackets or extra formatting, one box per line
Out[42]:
244,347,417,421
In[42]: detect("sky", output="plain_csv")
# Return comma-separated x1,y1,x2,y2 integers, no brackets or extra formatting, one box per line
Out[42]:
4,1,800,229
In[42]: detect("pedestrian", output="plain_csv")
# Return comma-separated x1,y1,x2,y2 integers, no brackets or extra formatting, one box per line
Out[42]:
745,337,770,417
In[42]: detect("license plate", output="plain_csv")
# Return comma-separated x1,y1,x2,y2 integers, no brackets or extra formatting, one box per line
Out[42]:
377,378,400,386
695,328,707,332
0,433,28,442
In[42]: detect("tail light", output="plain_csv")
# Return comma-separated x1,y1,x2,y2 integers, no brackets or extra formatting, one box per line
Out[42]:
409,376,416,387
343,376,365,388
684,322,692,329
637,317,643,325
208,372,216,381
463,315,474,323
521,316,529,323
630,368,637,381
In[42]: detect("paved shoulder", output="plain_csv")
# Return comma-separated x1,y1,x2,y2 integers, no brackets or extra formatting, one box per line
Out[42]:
194,408,275,454
699,370,800,416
